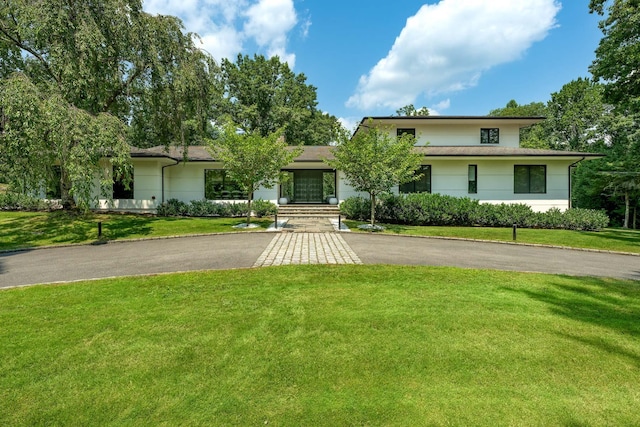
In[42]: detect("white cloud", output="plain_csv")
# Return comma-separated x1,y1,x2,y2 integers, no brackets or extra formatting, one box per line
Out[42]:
244,0,298,66
338,117,360,133
347,0,561,110
428,99,451,115
143,0,299,66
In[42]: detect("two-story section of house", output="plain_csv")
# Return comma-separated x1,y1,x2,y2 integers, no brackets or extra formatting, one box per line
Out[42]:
355,116,603,212
95,116,602,213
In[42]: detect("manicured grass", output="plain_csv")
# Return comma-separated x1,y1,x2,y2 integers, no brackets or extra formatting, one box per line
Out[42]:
346,220,640,254
0,211,272,250
1,265,639,425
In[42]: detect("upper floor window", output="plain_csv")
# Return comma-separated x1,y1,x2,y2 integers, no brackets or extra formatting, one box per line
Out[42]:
397,128,416,138
514,165,546,194
400,165,431,194
481,128,499,144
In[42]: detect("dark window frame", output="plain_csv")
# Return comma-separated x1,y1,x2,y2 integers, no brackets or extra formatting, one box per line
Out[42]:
514,165,546,194
480,128,499,144
468,164,477,194
400,165,431,194
397,128,416,138
204,169,248,200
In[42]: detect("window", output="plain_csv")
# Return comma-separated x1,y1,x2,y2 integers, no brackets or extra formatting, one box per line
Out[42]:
113,168,134,199
204,170,247,200
468,165,477,194
400,165,431,194
481,128,499,144
397,128,416,138
514,165,546,194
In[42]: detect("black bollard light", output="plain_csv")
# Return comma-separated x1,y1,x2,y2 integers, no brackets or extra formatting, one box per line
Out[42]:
274,213,278,230
338,214,341,231
98,221,103,239
512,223,517,241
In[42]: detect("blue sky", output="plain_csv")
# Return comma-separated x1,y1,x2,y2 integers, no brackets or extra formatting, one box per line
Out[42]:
144,0,604,130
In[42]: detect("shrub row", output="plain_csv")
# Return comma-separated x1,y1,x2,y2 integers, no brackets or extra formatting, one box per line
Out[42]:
156,198,277,218
340,193,609,231
0,192,62,211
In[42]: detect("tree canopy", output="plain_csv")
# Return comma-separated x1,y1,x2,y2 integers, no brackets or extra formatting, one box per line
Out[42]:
395,104,430,116
209,122,301,225
589,0,640,114
0,0,216,208
219,54,340,145
326,120,423,226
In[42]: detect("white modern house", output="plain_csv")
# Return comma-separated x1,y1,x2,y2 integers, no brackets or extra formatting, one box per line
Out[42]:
95,116,602,213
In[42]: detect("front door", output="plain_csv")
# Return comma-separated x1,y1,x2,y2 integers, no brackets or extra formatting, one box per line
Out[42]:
294,170,324,203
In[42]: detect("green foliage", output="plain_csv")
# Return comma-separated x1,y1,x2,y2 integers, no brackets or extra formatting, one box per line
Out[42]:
0,0,217,208
489,100,549,148
546,78,609,152
327,119,423,225
0,192,60,211
155,198,276,218
209,122,301,224
340,194,609,231
590,0,640,114
251,199,278,217
395,104,430,116
219,54,340,145
0,74,131,210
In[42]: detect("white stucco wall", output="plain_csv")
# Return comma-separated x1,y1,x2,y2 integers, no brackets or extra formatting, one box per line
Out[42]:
378,122,523,148
385,158,574,212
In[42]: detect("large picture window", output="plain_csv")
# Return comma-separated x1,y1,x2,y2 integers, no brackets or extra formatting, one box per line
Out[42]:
481,128,499,144
205,170,247,200
400,165,431,194
514,165,546,194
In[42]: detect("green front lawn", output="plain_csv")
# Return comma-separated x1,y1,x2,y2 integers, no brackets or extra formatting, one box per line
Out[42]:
346,220,640,254
0,211,272,250
1,265,639,425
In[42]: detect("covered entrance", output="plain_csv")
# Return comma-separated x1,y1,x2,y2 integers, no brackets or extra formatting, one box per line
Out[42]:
281,170,336,204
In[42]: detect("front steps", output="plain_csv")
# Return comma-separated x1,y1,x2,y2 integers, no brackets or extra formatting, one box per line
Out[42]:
277,203,341,219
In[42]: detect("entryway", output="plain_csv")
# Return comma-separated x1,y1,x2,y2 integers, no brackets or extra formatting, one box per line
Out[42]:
281,170,336,204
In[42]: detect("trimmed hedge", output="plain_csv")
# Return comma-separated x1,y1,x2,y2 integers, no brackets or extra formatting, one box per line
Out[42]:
156,198,277,218
340,193,609,231
0,193,61,211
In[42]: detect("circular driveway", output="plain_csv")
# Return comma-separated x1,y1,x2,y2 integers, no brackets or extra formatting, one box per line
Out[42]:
1,232,638,288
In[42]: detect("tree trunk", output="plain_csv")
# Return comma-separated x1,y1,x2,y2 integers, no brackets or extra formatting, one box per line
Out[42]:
60,167,76,210
623,191,629,229
370,192,376,226
246,189,253,225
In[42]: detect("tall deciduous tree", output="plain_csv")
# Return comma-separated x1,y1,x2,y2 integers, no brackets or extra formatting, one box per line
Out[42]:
546,78,609,152
589,0,640,114
209,122,302,225
327,120,423,227
220,54,339,145
0,0,217,208
489,100,549,148
0,74,131,209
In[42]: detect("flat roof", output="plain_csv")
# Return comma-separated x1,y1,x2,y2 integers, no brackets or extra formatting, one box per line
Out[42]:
131,145,602,162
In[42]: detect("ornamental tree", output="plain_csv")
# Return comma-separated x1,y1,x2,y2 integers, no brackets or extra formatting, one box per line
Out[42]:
209,122,302,225
0,0,217,208
327,120,423,226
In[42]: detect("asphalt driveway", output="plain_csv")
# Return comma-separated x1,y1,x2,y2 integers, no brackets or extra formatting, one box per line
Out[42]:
1,232,638,288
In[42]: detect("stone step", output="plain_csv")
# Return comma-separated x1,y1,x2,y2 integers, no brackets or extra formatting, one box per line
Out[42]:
277,204,340,219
